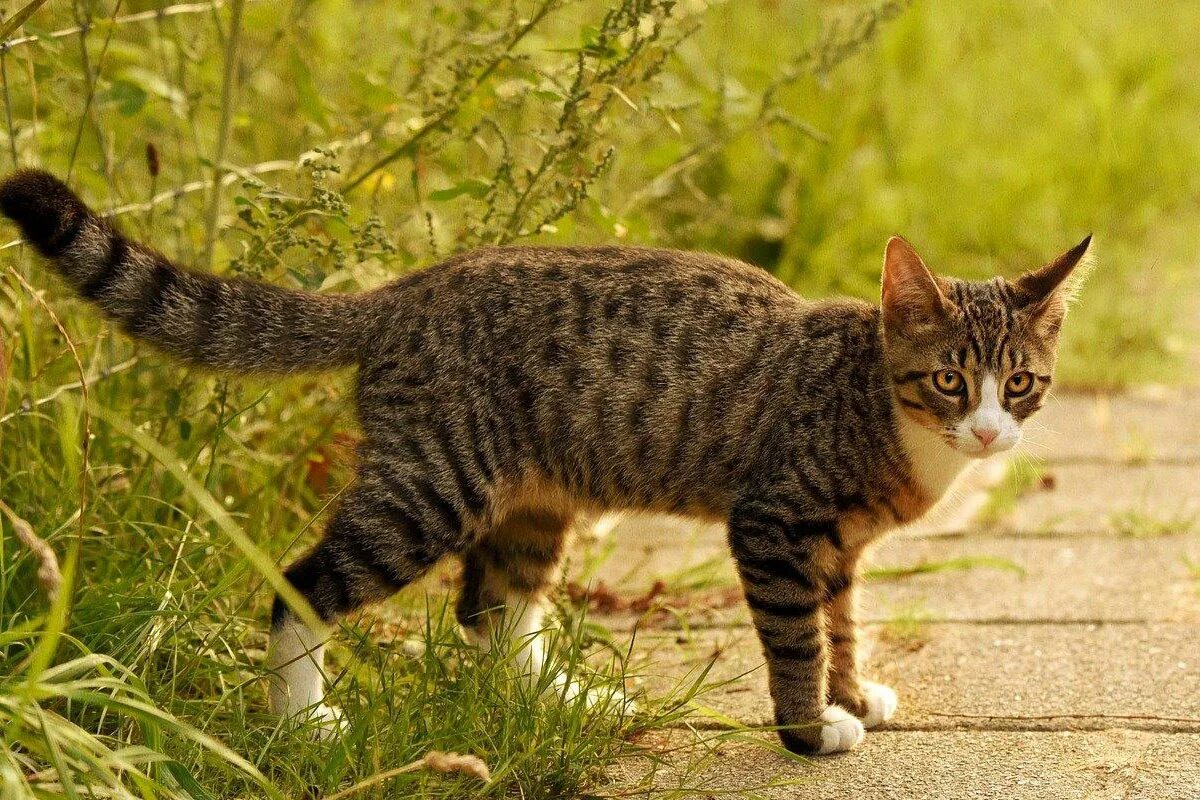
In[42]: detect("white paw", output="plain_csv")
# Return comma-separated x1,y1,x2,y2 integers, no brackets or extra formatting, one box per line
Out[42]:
860,681,899,729
595,685,639,715
553,674,639,715
292,703,346,741
817,705,866,754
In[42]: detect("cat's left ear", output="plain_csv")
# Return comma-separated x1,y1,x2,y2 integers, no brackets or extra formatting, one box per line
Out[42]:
1012,234,1094,336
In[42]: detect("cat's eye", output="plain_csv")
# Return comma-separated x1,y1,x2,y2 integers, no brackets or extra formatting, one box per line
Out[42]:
1005,371,1035,397
931,369,965,395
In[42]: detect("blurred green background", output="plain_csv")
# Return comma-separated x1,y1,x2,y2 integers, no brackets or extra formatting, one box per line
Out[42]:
1,1,1198,797
6,0,1198,384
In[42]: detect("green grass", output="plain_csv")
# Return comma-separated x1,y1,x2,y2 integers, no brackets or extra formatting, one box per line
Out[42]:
1108,509,1196,539
3,0,1200,796
864,555,1026,582
977,457,1047,526
601,0,1200,388
875,602,933,652
0,310,735,797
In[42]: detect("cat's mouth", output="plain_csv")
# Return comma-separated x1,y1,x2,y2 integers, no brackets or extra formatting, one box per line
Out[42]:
915,417,1021,458
949,429,1021,458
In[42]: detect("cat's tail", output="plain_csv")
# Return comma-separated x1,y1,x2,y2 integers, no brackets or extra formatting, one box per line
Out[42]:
0,169,380,373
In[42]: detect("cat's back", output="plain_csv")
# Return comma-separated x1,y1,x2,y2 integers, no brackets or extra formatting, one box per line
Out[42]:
376,244,806,355
363,244,876,387
399,244,800,310
356,244,881,507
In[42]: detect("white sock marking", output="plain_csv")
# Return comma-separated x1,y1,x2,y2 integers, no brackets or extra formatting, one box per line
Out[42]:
267,615,329,718
859,681,899,728
817,704,866,754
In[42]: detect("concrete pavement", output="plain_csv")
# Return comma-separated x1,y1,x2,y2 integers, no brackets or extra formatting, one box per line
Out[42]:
583,389,1200,799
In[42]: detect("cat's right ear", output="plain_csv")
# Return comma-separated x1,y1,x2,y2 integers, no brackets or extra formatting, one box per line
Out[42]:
881,236,950,330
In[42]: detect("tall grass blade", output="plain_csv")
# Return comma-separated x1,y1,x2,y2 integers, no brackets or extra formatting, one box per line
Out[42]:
0,0,52,40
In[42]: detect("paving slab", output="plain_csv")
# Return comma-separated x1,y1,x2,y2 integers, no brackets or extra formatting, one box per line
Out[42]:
571,513,730,590
605,729,1200,800
595,386,1200,796
862,534,1200,623
631,623,1200,732
1030,390,1200,463
1005,463,1199,534
576,519,1200,631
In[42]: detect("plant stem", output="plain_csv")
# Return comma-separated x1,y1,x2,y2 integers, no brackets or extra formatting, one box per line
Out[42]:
342,0,559,194
201,0,246,268
0,51,17,167
67,0,124,183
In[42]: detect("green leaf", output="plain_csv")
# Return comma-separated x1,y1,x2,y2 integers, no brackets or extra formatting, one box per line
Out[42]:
115,66,185,107
163,761,216,800
100,80,148,117
289,45,331,132
429,179,490,201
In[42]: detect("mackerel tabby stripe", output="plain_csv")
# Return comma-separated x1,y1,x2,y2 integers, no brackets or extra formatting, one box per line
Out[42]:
0,169,1085,756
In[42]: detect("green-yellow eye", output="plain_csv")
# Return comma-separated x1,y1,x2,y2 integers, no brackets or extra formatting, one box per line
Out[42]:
932,369,964,394
1006,371,1034,397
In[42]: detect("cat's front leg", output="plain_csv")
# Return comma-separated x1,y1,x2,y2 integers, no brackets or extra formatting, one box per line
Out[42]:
824,560,898,729
728,499,865,755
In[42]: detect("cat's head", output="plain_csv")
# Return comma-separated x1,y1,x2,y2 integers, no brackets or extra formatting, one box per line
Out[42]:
881,235,1092,458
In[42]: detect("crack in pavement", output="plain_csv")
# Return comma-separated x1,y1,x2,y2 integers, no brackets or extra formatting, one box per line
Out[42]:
666,716,1200,735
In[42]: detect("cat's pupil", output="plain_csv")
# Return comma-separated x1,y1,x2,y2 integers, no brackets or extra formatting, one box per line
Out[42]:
1006,372,1033,395
934,369,963,393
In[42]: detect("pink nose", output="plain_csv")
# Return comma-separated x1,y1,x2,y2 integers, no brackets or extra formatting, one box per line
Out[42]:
972,427,998,447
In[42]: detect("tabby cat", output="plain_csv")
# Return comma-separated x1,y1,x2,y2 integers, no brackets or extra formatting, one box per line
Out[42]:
0,169,1090,754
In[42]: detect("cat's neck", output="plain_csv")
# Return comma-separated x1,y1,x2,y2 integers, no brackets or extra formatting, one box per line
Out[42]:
894,404,975,506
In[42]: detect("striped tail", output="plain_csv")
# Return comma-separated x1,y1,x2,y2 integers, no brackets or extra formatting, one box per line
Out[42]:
0,169,379,373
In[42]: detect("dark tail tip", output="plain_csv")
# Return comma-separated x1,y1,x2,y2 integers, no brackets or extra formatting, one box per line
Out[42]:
0,168,94,256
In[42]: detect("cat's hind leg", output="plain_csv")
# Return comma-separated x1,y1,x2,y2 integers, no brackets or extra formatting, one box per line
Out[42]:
455,507,570,678
456,506,631,710
268,458,479,736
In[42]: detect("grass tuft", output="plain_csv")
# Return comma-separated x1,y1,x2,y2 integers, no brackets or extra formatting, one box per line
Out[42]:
865,555,1026,582
1108,509,1196,539
977,458,1047,526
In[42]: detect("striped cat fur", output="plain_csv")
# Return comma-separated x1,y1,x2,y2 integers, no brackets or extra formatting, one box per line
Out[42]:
0,169,1090,754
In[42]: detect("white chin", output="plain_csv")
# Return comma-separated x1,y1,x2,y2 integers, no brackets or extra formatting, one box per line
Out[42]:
955,440,1016,458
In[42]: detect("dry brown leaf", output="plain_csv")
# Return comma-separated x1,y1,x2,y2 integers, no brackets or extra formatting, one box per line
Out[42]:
325,749,491,800
0,499,61,601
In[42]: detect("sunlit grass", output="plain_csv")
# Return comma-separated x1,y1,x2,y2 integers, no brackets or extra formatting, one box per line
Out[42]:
668,0,1200,388
0,313,751,796
3,0,1200,796
875,602,933,652
865,556,1026,582
1108,509,1196,539
977,457,1047,525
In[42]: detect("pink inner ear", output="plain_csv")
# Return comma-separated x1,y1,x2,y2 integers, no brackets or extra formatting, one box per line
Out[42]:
1027,292,1068,337
883,237,948,324
1016,235,1092,303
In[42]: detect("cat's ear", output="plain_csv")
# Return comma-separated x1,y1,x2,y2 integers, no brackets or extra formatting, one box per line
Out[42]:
1013,234,1093,337
881,236,950,330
